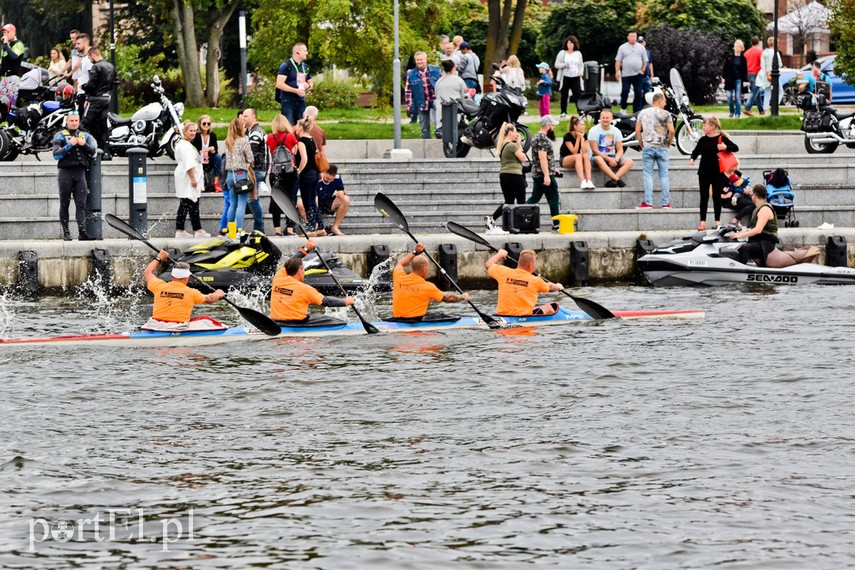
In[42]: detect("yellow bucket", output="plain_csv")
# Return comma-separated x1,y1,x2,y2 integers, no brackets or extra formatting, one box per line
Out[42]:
552,214,578,234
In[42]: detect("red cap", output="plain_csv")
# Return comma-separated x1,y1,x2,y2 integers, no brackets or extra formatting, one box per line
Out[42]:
1,24,15,36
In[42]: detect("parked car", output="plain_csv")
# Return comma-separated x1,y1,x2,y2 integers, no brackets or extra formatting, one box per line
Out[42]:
778,55,855,104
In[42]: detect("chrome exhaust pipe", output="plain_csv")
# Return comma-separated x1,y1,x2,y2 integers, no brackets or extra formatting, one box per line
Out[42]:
805,131,845,144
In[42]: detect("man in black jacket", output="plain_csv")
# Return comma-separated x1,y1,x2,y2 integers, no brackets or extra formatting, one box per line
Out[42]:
241,107,269,232
52,112,98,240
82,47,116,159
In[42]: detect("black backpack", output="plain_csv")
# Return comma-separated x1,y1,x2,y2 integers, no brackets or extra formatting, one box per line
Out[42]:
271,135,295,175
764,168,789,188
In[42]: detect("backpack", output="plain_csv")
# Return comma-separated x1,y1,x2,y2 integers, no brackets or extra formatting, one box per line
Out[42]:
271,135,295,175
764,168,789,189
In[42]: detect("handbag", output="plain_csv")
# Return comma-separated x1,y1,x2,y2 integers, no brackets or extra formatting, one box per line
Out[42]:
233,170,254,194
717,136,739,173
315,150,330,173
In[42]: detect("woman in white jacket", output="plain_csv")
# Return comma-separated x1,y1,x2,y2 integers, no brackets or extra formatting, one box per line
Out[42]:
756,36,782,112
554,35,584,118
173,121,210,238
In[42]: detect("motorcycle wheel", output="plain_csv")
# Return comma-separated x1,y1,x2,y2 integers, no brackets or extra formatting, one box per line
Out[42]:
804,136,838,154
515,124,532,153
0,129,13,160
164,133,180,160
675,117,704,155
443,139,471,158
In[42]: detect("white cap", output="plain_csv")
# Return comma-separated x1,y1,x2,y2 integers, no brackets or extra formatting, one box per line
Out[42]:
171,267,191,279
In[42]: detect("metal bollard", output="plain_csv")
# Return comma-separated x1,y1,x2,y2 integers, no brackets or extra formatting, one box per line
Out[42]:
827,236,848,267
17,251,38,296
127,148,148,236
367,244,391,281
570,241,590,285
85,149,103,239
89,249,111,292
441,102,459,158
438,243,458,289
503,242,524,269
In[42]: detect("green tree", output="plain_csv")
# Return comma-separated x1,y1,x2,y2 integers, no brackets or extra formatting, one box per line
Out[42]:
0,0,88,60
485,0,529,72
643,0,765,48
537,0,636,73
829,0,855,86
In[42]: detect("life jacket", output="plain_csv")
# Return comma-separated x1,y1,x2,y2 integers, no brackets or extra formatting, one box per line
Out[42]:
57,129,91,169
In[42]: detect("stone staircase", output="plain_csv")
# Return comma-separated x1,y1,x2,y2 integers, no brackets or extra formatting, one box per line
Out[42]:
2,134,855,239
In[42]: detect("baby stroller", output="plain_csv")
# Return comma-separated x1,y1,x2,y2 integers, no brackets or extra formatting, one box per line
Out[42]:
764,168,798,227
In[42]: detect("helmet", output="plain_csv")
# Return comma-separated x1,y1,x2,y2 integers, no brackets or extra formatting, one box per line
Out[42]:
56,83,75,107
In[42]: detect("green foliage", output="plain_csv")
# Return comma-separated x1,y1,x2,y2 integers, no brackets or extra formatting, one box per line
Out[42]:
829,0,855,86
242,76,279,112
538,0,637,71
644,0,765,49
115,43,166,83
644,25,728,104
307,77,361,110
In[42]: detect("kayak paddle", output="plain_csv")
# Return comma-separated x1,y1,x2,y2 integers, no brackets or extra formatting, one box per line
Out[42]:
373,192,502,330
270,187,379,334
104,214,282,336
446,220,616,320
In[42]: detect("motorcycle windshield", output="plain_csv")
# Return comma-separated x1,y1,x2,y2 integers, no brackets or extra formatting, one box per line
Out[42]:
670,69,688,102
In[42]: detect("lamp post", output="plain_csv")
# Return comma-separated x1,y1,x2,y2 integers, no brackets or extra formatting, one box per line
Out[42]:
771,0,780,116
109,0,118,113
239,10,247,107
392,0,401,149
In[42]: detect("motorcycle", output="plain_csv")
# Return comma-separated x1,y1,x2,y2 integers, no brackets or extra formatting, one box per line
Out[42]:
105,75,184,159
442,69,530,159
576,67,704,155
799,92,855,154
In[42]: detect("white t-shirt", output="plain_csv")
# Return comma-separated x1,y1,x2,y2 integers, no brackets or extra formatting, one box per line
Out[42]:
174,139,203,201
76,56,92,93
587,124,622,158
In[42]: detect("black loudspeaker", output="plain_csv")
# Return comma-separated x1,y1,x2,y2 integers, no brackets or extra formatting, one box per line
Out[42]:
367,244,391,280
827,236,848,267
502,205,540,234
438,243,458,289
570,241,589,285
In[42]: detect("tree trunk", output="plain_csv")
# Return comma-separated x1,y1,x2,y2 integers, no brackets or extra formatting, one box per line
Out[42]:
171,0,205,108
509,0,527,56
485,0,501,78
206,2,239,107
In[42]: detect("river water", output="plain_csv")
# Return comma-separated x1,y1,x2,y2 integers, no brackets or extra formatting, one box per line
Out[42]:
0,282,854,568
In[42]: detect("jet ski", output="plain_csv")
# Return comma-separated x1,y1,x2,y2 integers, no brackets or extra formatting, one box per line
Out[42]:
637,225,855,286
158,231,389,293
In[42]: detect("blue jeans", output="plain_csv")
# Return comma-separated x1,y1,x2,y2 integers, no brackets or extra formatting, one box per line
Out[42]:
642,146,670,206
744,74,764,113
225,170,251,230
280,98,306,127
727,80,743,117
620,74,645,113
249,169,266,232
219,189,230,233
417,109,432,139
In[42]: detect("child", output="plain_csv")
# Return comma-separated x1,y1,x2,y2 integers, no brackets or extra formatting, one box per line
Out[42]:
536,62,552,117
315,164,351,236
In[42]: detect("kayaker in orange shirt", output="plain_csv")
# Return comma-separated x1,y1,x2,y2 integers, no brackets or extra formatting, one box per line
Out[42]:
391,242,470,320
142,250,226,330
270,239,354,324
485,248,564,316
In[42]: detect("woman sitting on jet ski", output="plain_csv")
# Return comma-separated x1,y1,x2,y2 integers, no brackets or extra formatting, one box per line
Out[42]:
730,184,778,266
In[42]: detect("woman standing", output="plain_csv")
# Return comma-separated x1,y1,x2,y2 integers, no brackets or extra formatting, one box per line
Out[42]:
560,116,594,189
223,117,255,239
486,122,528,233
173,121,210,238
722,39,748,118
294,118,325,236
689,117,739,231
266,114,299,236
192,115,221,193
47,48,66,80
553,35,584,118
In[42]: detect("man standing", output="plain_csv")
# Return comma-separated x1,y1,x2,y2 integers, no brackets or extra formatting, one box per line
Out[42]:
269,240,354,324
276,42,313,126
82,47,116,159
526,115,562,232
635,92,674,209
588,109,634,188
241,107,268,233
743,36,764,116
143,252,225,330
52,111,97,241
757,36,782,112
73,33,92,116
615,31,647,113
61,29,80,78
0,23,26,77
485,248,563,316
391,242,470,320
639,36,654,99
405,51,440,139
458,42,480,94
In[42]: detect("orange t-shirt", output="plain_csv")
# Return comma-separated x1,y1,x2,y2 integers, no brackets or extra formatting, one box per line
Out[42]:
270,269,325,321
147,277,207,322
488,264,550,316
392,266,444,318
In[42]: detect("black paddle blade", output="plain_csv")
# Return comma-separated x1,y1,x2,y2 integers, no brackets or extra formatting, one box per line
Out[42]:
567,294,616,320
373,192,409,232
270,187,305,234
239,306,282,336
105,214,147,243
446,221,497,251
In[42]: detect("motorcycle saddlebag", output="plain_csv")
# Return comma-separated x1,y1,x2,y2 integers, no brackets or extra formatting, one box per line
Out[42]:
502,204,540,234
801,110,825,133
14,105,42,130
468,117,494,147
576,93,609,114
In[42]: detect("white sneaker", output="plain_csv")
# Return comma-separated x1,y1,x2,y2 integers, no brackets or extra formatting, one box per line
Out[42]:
585,180,596,189
560,113,568,119
485,226,509,235
580,181,587,189
175,230,190,238
194,229,211,238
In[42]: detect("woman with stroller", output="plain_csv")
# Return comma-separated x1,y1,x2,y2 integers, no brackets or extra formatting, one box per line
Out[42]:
731,184,778,267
